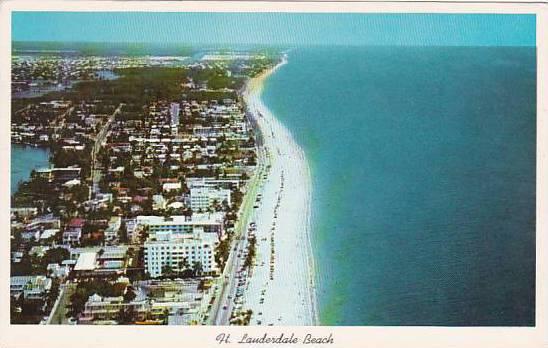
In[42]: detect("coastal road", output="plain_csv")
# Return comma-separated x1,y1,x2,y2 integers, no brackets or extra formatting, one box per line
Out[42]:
210,145,269,325
89,103,123,199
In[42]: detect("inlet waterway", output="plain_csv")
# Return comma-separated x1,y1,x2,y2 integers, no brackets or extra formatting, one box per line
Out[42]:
11,144,50,195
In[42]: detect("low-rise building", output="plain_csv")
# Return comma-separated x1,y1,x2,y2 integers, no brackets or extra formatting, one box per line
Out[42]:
74,252,98,274
11,207,38,220
47,263,71,278
10,275,52,300
152,194,167,211
162,182,182,192
78,294,149,324
105,216,121,243
63,218,85,245
34,167,81,184
190,186,231,212
136,213,224,239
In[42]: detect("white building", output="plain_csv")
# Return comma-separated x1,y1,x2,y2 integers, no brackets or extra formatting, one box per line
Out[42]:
190,186,231,212
47,263,71,278
139,214,225,277
152,194,167,211
105,216,122,243
143,229,218,277
74,252,98,272
163,182,182,192
136,213,225,239
186,177,240,189
10,275,52,300
124,218,138,241
170,102,180,127
78,293,149,324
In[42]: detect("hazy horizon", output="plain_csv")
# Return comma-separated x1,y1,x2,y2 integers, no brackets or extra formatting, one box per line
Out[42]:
12,12,535,47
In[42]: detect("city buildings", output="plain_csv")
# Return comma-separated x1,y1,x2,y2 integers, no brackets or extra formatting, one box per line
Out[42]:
10,50,269,325
10,275,52,300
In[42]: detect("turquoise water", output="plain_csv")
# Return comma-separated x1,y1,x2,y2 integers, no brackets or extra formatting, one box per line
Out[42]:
11,144,50,195
261,47,536,326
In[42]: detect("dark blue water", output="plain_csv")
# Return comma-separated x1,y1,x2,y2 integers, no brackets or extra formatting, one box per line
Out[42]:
262,47,536,326
11,144,50,195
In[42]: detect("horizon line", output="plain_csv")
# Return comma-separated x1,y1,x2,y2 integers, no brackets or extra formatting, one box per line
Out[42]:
11,41,536,48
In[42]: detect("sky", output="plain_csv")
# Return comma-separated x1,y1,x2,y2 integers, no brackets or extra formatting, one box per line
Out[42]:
12,12,536,47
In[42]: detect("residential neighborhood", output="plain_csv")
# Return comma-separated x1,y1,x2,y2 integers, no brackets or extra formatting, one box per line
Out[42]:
11,50,276,325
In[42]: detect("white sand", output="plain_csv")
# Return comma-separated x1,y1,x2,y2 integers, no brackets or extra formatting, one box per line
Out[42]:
240,56,318,325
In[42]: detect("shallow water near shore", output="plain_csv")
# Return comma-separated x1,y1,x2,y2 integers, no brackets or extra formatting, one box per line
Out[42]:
261,46,536,326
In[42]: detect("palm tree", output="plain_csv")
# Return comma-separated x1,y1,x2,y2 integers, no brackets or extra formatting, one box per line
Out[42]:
161,265,174,277
192,261,203,277
178,258,190,276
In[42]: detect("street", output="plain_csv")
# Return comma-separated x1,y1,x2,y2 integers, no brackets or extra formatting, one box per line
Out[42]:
209,144,269,325
89,103,123,199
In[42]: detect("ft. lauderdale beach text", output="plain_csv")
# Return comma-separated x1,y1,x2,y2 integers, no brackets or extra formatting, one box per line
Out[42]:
216,332,334,345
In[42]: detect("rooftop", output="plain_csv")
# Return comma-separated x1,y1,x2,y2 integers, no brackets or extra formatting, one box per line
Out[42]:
74,252,97,271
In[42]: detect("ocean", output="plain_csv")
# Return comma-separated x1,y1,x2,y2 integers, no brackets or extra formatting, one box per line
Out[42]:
261,47,536,326
11,144,50,195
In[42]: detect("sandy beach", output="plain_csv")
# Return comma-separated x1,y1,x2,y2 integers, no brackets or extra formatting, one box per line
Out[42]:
239,56,318,325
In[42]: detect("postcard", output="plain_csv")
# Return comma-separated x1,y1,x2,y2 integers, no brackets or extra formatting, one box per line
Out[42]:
0,1,546,347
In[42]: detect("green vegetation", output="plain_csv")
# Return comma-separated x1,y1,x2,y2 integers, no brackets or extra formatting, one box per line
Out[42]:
243,235,257,270
11,248,70,276
117,306,136,324
215,232,233,271
230,309,253,325
45,278,61,314
123,287,137,303
68,279,123,318
10,296,45,324
119,220,129,243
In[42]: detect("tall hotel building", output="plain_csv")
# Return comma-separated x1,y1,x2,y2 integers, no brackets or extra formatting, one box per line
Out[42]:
140,214,224,277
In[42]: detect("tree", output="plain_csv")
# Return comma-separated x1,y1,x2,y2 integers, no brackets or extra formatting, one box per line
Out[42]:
160,308,170,324
68,290,89,318
123,288,136,303
119,220,128,244
68,279,120,318
41,247,70,268
161,265,174,278
117,306,136,325
177,258,190,275
192,261,203,277
11,254,35,276
215,235,232,271
68,185,89,203
45,278,60,312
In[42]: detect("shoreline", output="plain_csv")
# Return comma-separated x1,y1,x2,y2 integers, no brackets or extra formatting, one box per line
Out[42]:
241,55,319,325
